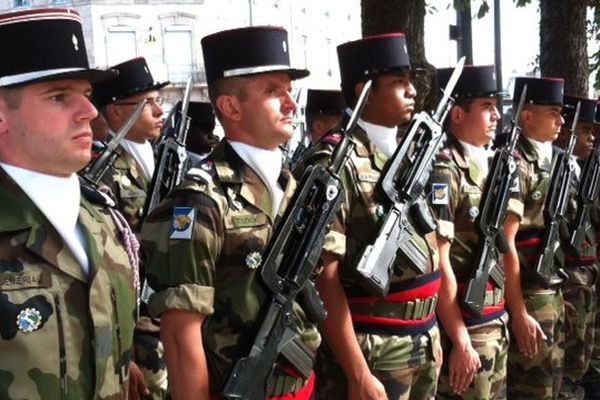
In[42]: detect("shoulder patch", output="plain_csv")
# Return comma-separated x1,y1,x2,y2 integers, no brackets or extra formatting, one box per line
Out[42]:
79,178,116,207
431,183,449,205
169,207,196,240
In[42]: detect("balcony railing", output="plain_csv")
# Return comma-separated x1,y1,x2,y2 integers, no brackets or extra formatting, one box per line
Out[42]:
165,63,206,85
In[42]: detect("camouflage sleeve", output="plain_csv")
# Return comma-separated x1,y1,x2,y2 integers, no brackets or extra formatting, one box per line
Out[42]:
429,160,458,242
141,183,222,318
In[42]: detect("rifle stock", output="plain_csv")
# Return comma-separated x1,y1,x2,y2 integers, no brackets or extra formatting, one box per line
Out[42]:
221,80,373,400
355,57,465,297
461,85,527,316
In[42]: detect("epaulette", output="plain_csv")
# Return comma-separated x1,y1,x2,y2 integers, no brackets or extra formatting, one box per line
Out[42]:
435,147,452,161
79,178,116,208
186,160,216,184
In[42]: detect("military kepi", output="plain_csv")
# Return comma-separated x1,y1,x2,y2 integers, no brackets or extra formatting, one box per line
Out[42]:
188,101,216,132
513,76,564,106
0,8,116,87
563,95,598,123
306,89,346,115
92,57,169,107
337,33,411,88
201,26,309,84
437,65,497,99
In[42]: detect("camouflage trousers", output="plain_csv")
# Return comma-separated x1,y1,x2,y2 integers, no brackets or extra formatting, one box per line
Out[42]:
581,264,600,399
134,323,169,400
559,265,598,399
507,289,565,400
437,316,509,400
315,327,440,400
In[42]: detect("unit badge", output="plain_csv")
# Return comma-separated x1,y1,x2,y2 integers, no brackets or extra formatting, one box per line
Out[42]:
16,307,42,333
468,206,480,219
245,251,262,270
169,207,196,240
431,183,449,205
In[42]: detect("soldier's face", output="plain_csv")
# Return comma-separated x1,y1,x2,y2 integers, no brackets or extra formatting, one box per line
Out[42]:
458,98,500,147
236,73,297,150
116,90,164,143
521,105,564,142
573,121,595,158
361,71,416,128
0,79,97,177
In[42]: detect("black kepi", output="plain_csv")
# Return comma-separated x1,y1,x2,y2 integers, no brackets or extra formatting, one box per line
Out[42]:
563,95,598,123
201,26,309,85
437,65,497,99
0,8,116,87
92,57,170,107
513,77,564,106
306,89,346,115
188,102,216,132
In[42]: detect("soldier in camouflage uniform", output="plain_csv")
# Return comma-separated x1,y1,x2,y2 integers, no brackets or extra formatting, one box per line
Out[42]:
296,33,441,400
305,89,345,143
429,65,511,400
93,57,170,400
140,27,320,399
553,95,599,399
581,104,600,400
0,8,140,399
503,77,566,399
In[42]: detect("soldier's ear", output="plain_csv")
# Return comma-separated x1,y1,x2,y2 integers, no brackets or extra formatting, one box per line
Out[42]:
354,82,366,102
0,97,9,135
216,94,242,122
450,105,464,124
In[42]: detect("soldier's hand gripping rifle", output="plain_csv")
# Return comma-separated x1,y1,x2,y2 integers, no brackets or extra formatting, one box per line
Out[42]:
355,57,465,297
143,78,193,219
221,81,373,400
570,133,600,253
82,100,148,185
461,86,527,317
531,101,580,287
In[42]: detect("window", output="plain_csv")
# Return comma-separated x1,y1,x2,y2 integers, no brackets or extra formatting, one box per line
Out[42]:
106,25,137,66
14,0,31,6
163,25,193,84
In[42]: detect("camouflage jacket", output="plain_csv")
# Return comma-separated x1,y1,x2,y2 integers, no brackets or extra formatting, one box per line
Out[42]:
297,125,440,371
100,145,150,233
514,136,564,288
429,135,519,324
141,140,321,392
0,168,137,400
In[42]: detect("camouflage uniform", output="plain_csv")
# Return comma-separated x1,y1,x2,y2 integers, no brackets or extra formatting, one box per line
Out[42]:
508,137,566,400
141,140,321,396
0,167,137,399
298,126,440,400
99,144,167,399
559,163,599,399
429,136,512,400
100,145,149,233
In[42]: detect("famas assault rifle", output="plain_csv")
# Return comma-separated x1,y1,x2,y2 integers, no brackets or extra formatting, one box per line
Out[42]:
221,81,373,400
529,101,580,287
143,78,193,218
460,85,527,316
355,57,465,297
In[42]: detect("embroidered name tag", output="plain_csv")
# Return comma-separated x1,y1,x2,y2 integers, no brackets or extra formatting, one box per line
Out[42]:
231,215,262,228
358,173,379,183
0,271,50,290
169,207,196,240
462,185,481,194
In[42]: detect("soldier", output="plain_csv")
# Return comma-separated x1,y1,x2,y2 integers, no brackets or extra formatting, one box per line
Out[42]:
0,7,140,399
554,95,599,399
140,26,319,399
93,57,170,400
185,101,219,167
92,56,169,233
503,77,566,399
428,65,512,399
297,33,441,400
305,88,345,142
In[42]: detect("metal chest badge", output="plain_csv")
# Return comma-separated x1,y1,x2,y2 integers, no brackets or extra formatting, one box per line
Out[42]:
16,307,42,333
468,206,480,219
245,251,262,270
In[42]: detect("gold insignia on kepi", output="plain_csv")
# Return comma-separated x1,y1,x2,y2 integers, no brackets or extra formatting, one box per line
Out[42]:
16,307,42,333
245,251,262,270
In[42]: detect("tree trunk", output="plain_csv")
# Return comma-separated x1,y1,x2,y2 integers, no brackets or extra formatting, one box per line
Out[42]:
539,0,589,95
361,0,437,112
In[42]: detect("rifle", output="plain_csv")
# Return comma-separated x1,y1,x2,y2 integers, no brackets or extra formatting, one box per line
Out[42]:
570,134,600,253
355,57,465,297
460,85,527,316
529,101,580,287
82,100,148,185
284,88,309,170
221,80,373,400
143,78,193,219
